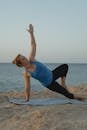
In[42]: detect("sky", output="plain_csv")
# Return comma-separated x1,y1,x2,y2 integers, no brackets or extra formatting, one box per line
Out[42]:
0,0,87,63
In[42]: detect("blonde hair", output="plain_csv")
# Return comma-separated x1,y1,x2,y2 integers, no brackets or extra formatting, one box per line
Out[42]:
12,54,23,67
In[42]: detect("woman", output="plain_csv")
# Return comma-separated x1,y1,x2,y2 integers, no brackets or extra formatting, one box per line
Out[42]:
12,24,85,101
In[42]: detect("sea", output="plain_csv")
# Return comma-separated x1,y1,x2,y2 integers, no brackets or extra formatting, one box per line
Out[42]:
0,63,87,92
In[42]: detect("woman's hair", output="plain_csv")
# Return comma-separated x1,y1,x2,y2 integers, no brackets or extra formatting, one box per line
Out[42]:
12,54,23,67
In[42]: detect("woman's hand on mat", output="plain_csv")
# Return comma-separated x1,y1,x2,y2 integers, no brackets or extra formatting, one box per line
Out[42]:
25,99,29,102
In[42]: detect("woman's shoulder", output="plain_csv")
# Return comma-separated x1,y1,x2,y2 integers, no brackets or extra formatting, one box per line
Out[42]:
24,68,31,77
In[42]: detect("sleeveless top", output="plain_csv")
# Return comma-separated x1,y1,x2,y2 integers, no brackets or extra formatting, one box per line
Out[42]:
25,61,53,86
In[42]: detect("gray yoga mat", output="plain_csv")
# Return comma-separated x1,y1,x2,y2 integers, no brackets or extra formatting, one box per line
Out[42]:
9,98,87,106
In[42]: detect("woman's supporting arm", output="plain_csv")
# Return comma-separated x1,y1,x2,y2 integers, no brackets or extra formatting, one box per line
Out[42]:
23,72,31,101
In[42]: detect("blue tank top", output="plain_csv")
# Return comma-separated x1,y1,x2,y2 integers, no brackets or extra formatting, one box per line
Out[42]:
26,61,53,86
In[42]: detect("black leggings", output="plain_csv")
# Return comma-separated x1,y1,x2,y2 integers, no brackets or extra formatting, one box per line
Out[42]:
47,64,74,99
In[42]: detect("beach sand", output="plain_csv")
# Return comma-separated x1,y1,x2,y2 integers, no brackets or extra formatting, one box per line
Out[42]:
0,84,87,130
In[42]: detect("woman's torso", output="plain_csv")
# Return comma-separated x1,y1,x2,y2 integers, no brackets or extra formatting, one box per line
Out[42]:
25,60,53,86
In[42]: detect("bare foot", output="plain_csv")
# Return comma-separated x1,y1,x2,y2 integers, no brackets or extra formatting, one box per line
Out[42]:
74,95,87,101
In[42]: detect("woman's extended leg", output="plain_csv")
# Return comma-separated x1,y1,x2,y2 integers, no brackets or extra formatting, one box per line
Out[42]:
47,81,74,99
47,81,86,101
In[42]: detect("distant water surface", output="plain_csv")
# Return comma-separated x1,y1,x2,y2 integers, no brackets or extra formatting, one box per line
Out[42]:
0,63,87,92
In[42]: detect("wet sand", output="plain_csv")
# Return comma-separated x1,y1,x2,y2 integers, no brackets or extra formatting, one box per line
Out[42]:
0,84,87,130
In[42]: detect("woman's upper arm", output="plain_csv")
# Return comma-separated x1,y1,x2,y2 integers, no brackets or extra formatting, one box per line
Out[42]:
23,69,31,78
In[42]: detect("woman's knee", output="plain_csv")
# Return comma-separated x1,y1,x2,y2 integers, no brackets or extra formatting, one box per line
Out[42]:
60,64,68,70
61,64,68,76
63,64,68,70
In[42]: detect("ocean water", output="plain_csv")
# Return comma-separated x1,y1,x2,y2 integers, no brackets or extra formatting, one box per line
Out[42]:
0,63,87,92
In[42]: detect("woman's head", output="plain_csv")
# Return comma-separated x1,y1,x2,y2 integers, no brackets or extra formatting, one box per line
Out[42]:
12,54,28,67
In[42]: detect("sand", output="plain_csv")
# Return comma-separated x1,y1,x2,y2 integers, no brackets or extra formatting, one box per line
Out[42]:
0,84,87,130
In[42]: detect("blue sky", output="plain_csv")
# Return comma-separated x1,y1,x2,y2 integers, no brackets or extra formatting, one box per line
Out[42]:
0,0,87,63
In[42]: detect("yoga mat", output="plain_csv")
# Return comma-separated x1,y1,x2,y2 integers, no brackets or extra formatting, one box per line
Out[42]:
9,98,87,106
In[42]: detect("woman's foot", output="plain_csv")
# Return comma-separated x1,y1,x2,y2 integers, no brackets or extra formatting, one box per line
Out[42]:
74,94,87,101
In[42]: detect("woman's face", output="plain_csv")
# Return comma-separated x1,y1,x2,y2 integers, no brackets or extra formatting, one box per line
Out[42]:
19,55,29,66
